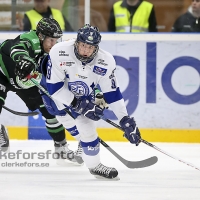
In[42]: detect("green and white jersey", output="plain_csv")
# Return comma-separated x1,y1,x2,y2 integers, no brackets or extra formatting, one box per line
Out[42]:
0,30,43,89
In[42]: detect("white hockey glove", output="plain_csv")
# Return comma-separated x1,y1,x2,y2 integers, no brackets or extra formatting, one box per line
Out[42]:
95,90,108,109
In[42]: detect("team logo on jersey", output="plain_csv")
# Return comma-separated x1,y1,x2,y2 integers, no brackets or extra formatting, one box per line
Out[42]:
68,81,89,97
59,50,69,56
93,66,107,76
32,39,39,44
75,74,88,79
59,61,75,67
97,59,108,66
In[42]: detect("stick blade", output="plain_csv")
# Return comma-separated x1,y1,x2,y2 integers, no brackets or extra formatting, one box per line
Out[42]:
3,105,39,116
104,143,158,169
125,156,158,169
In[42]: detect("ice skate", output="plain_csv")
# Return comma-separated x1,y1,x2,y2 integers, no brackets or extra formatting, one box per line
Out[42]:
89,163,119,180
74,142,84,165
54,141,77,165
0,124,10,153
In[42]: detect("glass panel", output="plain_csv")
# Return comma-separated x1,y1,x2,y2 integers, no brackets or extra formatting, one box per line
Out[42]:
89,0,196,32
0,0,198,32
0,0,34,31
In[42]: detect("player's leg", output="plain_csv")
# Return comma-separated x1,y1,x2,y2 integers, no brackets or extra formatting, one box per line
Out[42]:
76,115,119,180
56,114,84,164
16,87,77,163
39,90,84,165
39,106,77,162
0,73,10,153
0,124,9,153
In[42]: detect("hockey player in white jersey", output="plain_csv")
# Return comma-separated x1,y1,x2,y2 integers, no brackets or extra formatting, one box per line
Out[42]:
40,24,141,180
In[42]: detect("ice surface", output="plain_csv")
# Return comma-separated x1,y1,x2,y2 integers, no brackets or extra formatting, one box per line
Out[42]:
0,140,200,200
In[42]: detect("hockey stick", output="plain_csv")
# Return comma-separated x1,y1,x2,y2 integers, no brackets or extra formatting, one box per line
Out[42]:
27,75,157,169
99,138,157,168
27,75,74,119
2,105,39,116
101,116,200,171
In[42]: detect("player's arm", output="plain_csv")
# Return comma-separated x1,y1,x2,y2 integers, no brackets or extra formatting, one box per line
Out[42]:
98,56,128,119
99,57,141,146
11,40,37,79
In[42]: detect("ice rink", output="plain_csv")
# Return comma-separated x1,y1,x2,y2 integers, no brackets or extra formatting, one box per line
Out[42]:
0,140,200,200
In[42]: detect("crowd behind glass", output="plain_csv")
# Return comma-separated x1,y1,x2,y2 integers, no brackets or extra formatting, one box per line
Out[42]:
0,0,199,33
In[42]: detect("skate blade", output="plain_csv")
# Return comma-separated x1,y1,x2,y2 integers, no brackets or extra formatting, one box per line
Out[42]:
74,156,84,165
73,161,84,166
0,146,10,154
93,175,120,181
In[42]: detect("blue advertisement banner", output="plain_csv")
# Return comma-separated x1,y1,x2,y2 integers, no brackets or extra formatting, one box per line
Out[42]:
28,112,51,140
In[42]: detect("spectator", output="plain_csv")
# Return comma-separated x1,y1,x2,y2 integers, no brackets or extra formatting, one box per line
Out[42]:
108,0,157,32
23,0,73,32
172,0,200,32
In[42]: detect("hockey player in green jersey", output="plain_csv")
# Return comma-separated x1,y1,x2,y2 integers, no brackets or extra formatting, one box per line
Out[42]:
0,18,83,165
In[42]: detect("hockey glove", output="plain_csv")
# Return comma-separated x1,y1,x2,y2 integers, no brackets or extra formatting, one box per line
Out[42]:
15,55,37,80
119,116,141,146
72,98,104,121
95,89,108,109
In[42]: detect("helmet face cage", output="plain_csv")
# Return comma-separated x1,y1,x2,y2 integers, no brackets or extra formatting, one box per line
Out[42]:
36,18,63,40
74,24,101,63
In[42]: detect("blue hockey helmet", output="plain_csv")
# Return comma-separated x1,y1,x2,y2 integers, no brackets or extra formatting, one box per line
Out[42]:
74,24,101,63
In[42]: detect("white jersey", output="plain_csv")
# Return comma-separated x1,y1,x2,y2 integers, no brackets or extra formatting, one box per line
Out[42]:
46,39,128,121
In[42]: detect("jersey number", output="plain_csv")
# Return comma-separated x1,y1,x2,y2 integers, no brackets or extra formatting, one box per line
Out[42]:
47,66,51,80
111,79,116,89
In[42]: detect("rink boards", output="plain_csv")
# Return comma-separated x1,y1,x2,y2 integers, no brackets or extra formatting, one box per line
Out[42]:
0,33,199,142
